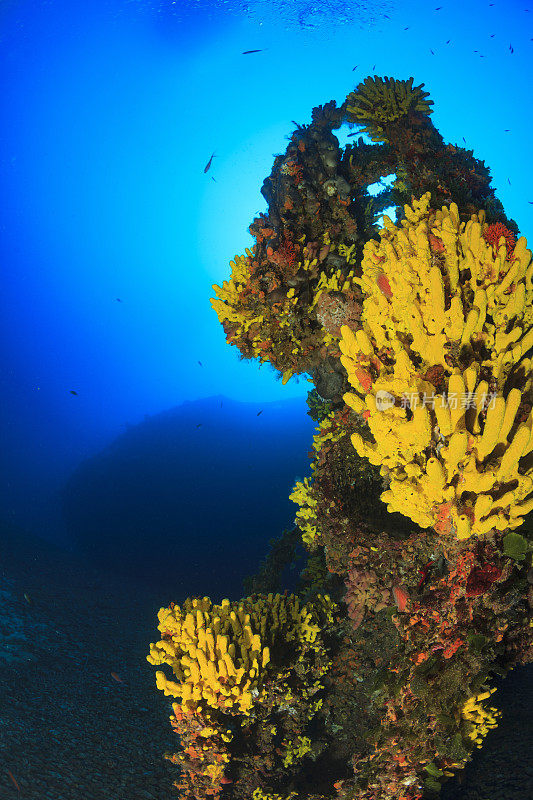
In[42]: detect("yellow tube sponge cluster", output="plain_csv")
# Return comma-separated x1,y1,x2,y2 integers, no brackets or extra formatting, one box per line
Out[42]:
210,250,265,338
289,477,319,544
147,596,268,715
340,193,533,538
461,688,500,747
147,593,335,717
290,411,348,545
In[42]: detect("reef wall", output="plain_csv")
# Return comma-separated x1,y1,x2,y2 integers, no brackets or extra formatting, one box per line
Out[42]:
148,75,533,800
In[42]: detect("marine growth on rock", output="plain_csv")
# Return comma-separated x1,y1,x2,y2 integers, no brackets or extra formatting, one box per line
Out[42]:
150,75,533,800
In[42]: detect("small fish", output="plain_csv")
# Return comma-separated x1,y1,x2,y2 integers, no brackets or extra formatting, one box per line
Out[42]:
70,390,78,395
198,360,203,367
372,64,376,69
490,33,495,37
352,64,359,70
7,770,21,792
528,201,533,204
504,129,510,132
211,176,217,182
203,152,216,173
446,39,451,43
430,49,435,54
384,14,390,18
347,132,357,136
404,26,409,30
242,49,264,54
462,136,467,143
435,5,442,9
257,410,263,416
508,178,511,185
509,43,514,53
116,298,122,302
392,585,410,612
196,423,202,428
110,672,124,683
23,593,31,604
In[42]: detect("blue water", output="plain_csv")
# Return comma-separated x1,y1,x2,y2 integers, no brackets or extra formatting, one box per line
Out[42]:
1,2,533,799
1,0,532,552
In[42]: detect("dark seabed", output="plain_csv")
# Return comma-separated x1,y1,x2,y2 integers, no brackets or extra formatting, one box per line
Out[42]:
1,517,532,800
1,520,177,800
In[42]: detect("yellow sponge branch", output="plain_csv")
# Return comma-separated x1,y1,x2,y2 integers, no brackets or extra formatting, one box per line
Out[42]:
340,193,533,539
148,593,335,715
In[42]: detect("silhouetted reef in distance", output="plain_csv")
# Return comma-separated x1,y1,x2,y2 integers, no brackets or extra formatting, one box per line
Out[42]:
62,395,315,601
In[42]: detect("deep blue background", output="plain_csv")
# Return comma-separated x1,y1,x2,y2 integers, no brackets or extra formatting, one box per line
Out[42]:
1,0,532,563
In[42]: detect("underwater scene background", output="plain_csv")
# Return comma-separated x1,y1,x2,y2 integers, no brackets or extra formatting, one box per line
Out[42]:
1,0,533,798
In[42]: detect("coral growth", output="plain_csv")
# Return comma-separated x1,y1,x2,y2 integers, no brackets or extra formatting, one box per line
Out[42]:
148,593,336,799
151,74,533,800
340,191,533,539
345,76,434,143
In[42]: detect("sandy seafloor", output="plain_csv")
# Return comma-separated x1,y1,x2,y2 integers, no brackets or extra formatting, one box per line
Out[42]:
1,521,532,800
